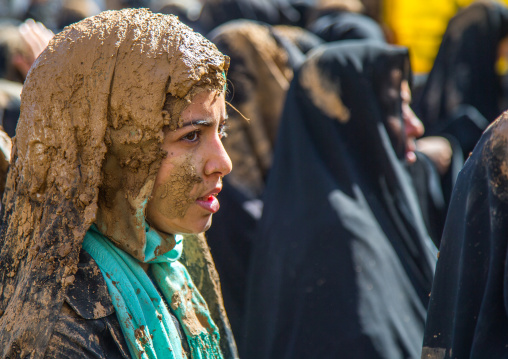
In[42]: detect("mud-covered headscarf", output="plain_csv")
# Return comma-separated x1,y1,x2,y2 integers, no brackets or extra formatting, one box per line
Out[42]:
242,41,436,359
0,9,229,357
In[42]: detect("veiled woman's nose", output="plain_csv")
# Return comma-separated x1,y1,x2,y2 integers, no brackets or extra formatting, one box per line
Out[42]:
405,108,425,139
204,136,232,177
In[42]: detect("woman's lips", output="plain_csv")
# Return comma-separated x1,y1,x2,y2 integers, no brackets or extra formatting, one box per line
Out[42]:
196,190,220,213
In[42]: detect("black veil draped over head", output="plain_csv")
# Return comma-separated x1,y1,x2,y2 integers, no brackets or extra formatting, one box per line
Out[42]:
422,112,508,359
415,1,508,155
242,41,436,359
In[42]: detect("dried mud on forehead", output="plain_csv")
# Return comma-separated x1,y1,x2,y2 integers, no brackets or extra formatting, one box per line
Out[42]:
153,154,203,219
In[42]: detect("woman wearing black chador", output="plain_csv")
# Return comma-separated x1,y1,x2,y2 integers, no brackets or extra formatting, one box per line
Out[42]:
242,41,437,359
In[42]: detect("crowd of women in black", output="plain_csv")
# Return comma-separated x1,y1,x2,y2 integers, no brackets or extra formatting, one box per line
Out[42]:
1,0,508,358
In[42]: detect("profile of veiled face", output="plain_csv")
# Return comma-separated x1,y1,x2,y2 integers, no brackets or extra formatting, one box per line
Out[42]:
380,68,424,164
145,88,232,235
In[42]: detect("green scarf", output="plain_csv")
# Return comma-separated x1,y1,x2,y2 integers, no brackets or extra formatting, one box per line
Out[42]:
82,225,223,359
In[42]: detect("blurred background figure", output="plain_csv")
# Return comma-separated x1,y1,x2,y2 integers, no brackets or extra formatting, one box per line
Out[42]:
199,0,299,34
0,19,52,133
383,0,459,75
0,21,23,139
0,4,56,200
0,19,53,137
56,0,101,30
104,0,150,10
383,0,508,74
206,19,316,345
22,0,63,31
384,0,508,240
242,41,436,359
415,1,508,157
306,0,386,42
271,24,324,67
156,0,204,32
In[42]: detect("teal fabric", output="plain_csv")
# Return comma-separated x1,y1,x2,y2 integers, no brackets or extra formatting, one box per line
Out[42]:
82,225,223,359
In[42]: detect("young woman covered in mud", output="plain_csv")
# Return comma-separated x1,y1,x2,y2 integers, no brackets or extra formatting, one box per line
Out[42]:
242,41,437,359
421,111,508,358
0,9,236,359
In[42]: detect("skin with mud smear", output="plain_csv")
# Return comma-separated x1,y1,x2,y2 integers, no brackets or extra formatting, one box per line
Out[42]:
146,88,232,235
155,154,203,219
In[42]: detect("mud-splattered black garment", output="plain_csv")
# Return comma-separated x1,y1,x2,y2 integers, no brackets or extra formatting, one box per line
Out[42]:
45,250,130,358
242,41,436,359
421,112,508,359
46,250,191,358
415,1,508,156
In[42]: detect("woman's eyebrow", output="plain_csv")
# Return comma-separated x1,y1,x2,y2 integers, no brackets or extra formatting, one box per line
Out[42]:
180,116,229,128
180,119,214,128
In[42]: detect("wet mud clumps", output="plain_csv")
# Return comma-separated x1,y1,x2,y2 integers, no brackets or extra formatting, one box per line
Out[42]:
0,8,228,356
163,85,220,132
483,112,508,201
152,154,203,219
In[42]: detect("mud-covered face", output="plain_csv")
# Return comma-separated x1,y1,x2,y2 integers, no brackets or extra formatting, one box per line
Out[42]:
146,89,232,234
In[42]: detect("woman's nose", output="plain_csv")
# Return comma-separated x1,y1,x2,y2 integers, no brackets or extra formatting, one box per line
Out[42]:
404,106,425,139
204,135,233,177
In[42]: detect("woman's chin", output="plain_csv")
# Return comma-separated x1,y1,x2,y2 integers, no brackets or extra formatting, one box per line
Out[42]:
198,214,214,233
405,150,417,164
167,214,214,235
147,205,215,234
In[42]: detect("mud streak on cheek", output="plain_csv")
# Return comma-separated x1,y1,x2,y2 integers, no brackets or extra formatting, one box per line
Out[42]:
154,156,203,218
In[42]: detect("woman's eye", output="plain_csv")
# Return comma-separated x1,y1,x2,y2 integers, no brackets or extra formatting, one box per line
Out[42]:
218,123,228,139
182,130,200,142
